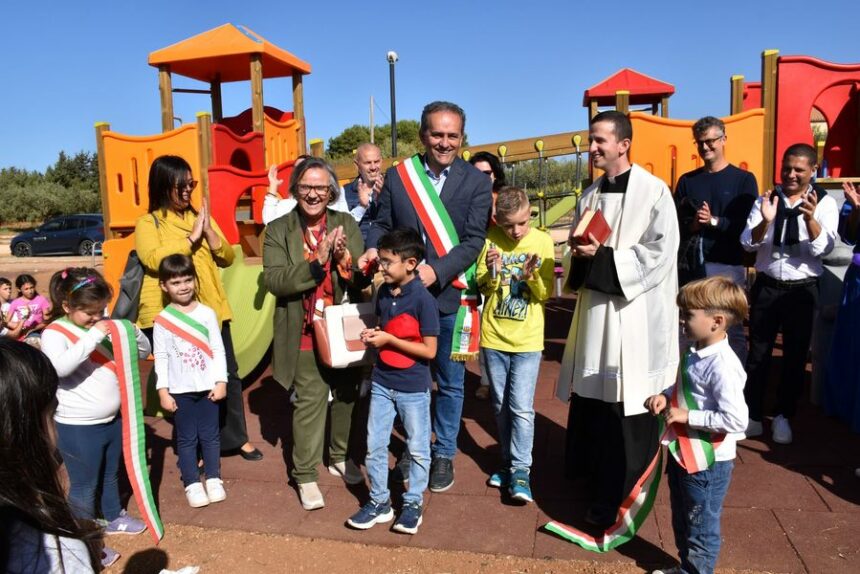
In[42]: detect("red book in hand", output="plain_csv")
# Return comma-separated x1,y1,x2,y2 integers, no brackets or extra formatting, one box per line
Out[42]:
571,209,612,245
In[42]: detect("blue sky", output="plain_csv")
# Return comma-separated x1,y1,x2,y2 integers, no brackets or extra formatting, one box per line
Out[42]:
2,0,857,171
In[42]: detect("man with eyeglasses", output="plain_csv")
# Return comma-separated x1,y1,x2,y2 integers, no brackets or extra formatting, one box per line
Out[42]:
675,116,758,362
361,101,493,493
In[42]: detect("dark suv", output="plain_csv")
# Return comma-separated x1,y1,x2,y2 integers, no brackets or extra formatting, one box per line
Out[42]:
11,214,105,257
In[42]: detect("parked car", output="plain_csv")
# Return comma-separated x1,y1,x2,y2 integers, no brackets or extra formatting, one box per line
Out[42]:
11,214,105,257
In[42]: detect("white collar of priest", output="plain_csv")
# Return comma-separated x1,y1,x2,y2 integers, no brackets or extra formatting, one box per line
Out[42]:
600,167,632,193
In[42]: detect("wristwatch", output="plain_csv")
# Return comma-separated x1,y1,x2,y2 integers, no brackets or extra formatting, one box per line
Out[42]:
709,216,718,227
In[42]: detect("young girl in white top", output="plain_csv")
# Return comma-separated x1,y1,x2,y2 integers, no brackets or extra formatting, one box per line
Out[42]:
40,267,152,567
154,254,228,508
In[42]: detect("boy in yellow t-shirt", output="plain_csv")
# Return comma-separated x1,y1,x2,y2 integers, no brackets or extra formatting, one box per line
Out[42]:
476,186,555,503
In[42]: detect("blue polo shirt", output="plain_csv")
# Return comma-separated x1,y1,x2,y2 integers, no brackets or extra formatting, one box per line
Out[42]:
372,277,440,392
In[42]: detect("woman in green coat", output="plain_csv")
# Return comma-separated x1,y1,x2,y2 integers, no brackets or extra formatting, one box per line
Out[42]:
263,158,369,511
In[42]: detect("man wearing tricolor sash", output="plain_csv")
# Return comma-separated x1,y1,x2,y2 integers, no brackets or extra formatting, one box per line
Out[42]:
644,276,749,574
363,101,493,492
557,111,680,528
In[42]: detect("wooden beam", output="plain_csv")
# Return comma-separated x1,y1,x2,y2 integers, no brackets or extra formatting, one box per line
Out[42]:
761,49,779,190
211,74,223,122
94,122,112,239
730,75,745,115
661,95,670,118
309,138,324,157
292,72,306,154
196,113,212,203
615,90,630,114
158,66,174,132
589,100,598,120
250,54,264,134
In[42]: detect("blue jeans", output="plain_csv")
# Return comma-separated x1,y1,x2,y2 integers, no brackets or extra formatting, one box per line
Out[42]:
432,312,466,459
366,383,431,506
173,391,221,487
667,456,734,574
56,418,123,521
481,349,542,470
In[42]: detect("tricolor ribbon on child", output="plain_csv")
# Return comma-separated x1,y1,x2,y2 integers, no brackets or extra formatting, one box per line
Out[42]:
543,353,722,552
153,306,214,359
396,154,480,360
45,318,164,543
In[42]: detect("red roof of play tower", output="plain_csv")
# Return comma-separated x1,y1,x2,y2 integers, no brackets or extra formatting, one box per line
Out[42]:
583,68,675,106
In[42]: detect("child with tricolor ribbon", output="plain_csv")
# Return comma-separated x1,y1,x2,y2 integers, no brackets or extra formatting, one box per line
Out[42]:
644,276,749,574
153,254,229,509
41,268,153,568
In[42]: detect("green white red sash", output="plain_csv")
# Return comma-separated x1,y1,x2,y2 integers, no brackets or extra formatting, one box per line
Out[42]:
47,318,164,543
543,433,664,553
396,154,480,360
667,352,724,474
544,353,725,552
153,305,214,359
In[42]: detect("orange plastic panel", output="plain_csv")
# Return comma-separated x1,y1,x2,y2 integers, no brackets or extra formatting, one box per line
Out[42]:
100,125,201,231
629,110,765,193
264,116,301,167
208,161,296,244
102,234,136,313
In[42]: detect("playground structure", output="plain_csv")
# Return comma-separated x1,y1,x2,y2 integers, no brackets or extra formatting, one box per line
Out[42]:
95,25,859,377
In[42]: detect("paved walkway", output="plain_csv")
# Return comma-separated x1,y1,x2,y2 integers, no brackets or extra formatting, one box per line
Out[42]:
141,298,859,574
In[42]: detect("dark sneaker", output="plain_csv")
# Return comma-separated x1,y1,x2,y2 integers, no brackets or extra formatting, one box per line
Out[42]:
391,453,412,486
104,510,147,536
428,457,454,492
346,500,394,530
392,502,423,534
509,468,533,503
487,469,510,488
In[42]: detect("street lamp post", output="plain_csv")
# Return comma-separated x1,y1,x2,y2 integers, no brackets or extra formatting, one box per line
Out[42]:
387,51,398,157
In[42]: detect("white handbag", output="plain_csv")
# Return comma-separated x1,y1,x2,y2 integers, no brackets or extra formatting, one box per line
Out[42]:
312,297,377,369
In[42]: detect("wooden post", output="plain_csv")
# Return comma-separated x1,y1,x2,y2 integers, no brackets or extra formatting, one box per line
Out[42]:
761,49,779,190
210,74,223,122
293,72,306,153
661,95,670,118
730,75,745,115
589,100,598,120
309,138,324,157
615,91,630,114
94,122,112,239
196,113,213,203
158,66,174,132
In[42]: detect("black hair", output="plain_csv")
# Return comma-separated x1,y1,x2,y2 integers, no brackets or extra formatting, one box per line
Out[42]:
147,155,196,215
287,157,341,206
158,253,196,283
15,274,36,295
782,143,818,168
377,228,425,262
420,101,466,137
469,151,506,191
0,339,102,571
591,110,633,143
692,116,726,139
0,277,10,289
48,268,112,320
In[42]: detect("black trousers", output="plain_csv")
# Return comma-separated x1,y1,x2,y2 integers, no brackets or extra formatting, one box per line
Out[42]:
142,320,249,451
565,394,659,514
744,275,817,420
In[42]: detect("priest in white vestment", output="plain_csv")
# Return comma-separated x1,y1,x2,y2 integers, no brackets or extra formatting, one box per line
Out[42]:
557,110,679,527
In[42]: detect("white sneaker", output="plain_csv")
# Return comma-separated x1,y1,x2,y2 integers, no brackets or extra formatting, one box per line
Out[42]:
298,481,325,510
205,478,227,503
772,414,793,444
652,568,682,574
745,418,764,438
328,459,364,485
185,482,210,508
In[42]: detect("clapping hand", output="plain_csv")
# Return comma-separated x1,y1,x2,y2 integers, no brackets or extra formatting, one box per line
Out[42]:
317,226,345,265
843,181,860,208
267,165,283,197
696,201,713,225
799,188,818,221
760,189,779,223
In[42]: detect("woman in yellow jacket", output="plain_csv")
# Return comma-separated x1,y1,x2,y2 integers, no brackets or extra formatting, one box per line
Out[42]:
135,155,262,461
